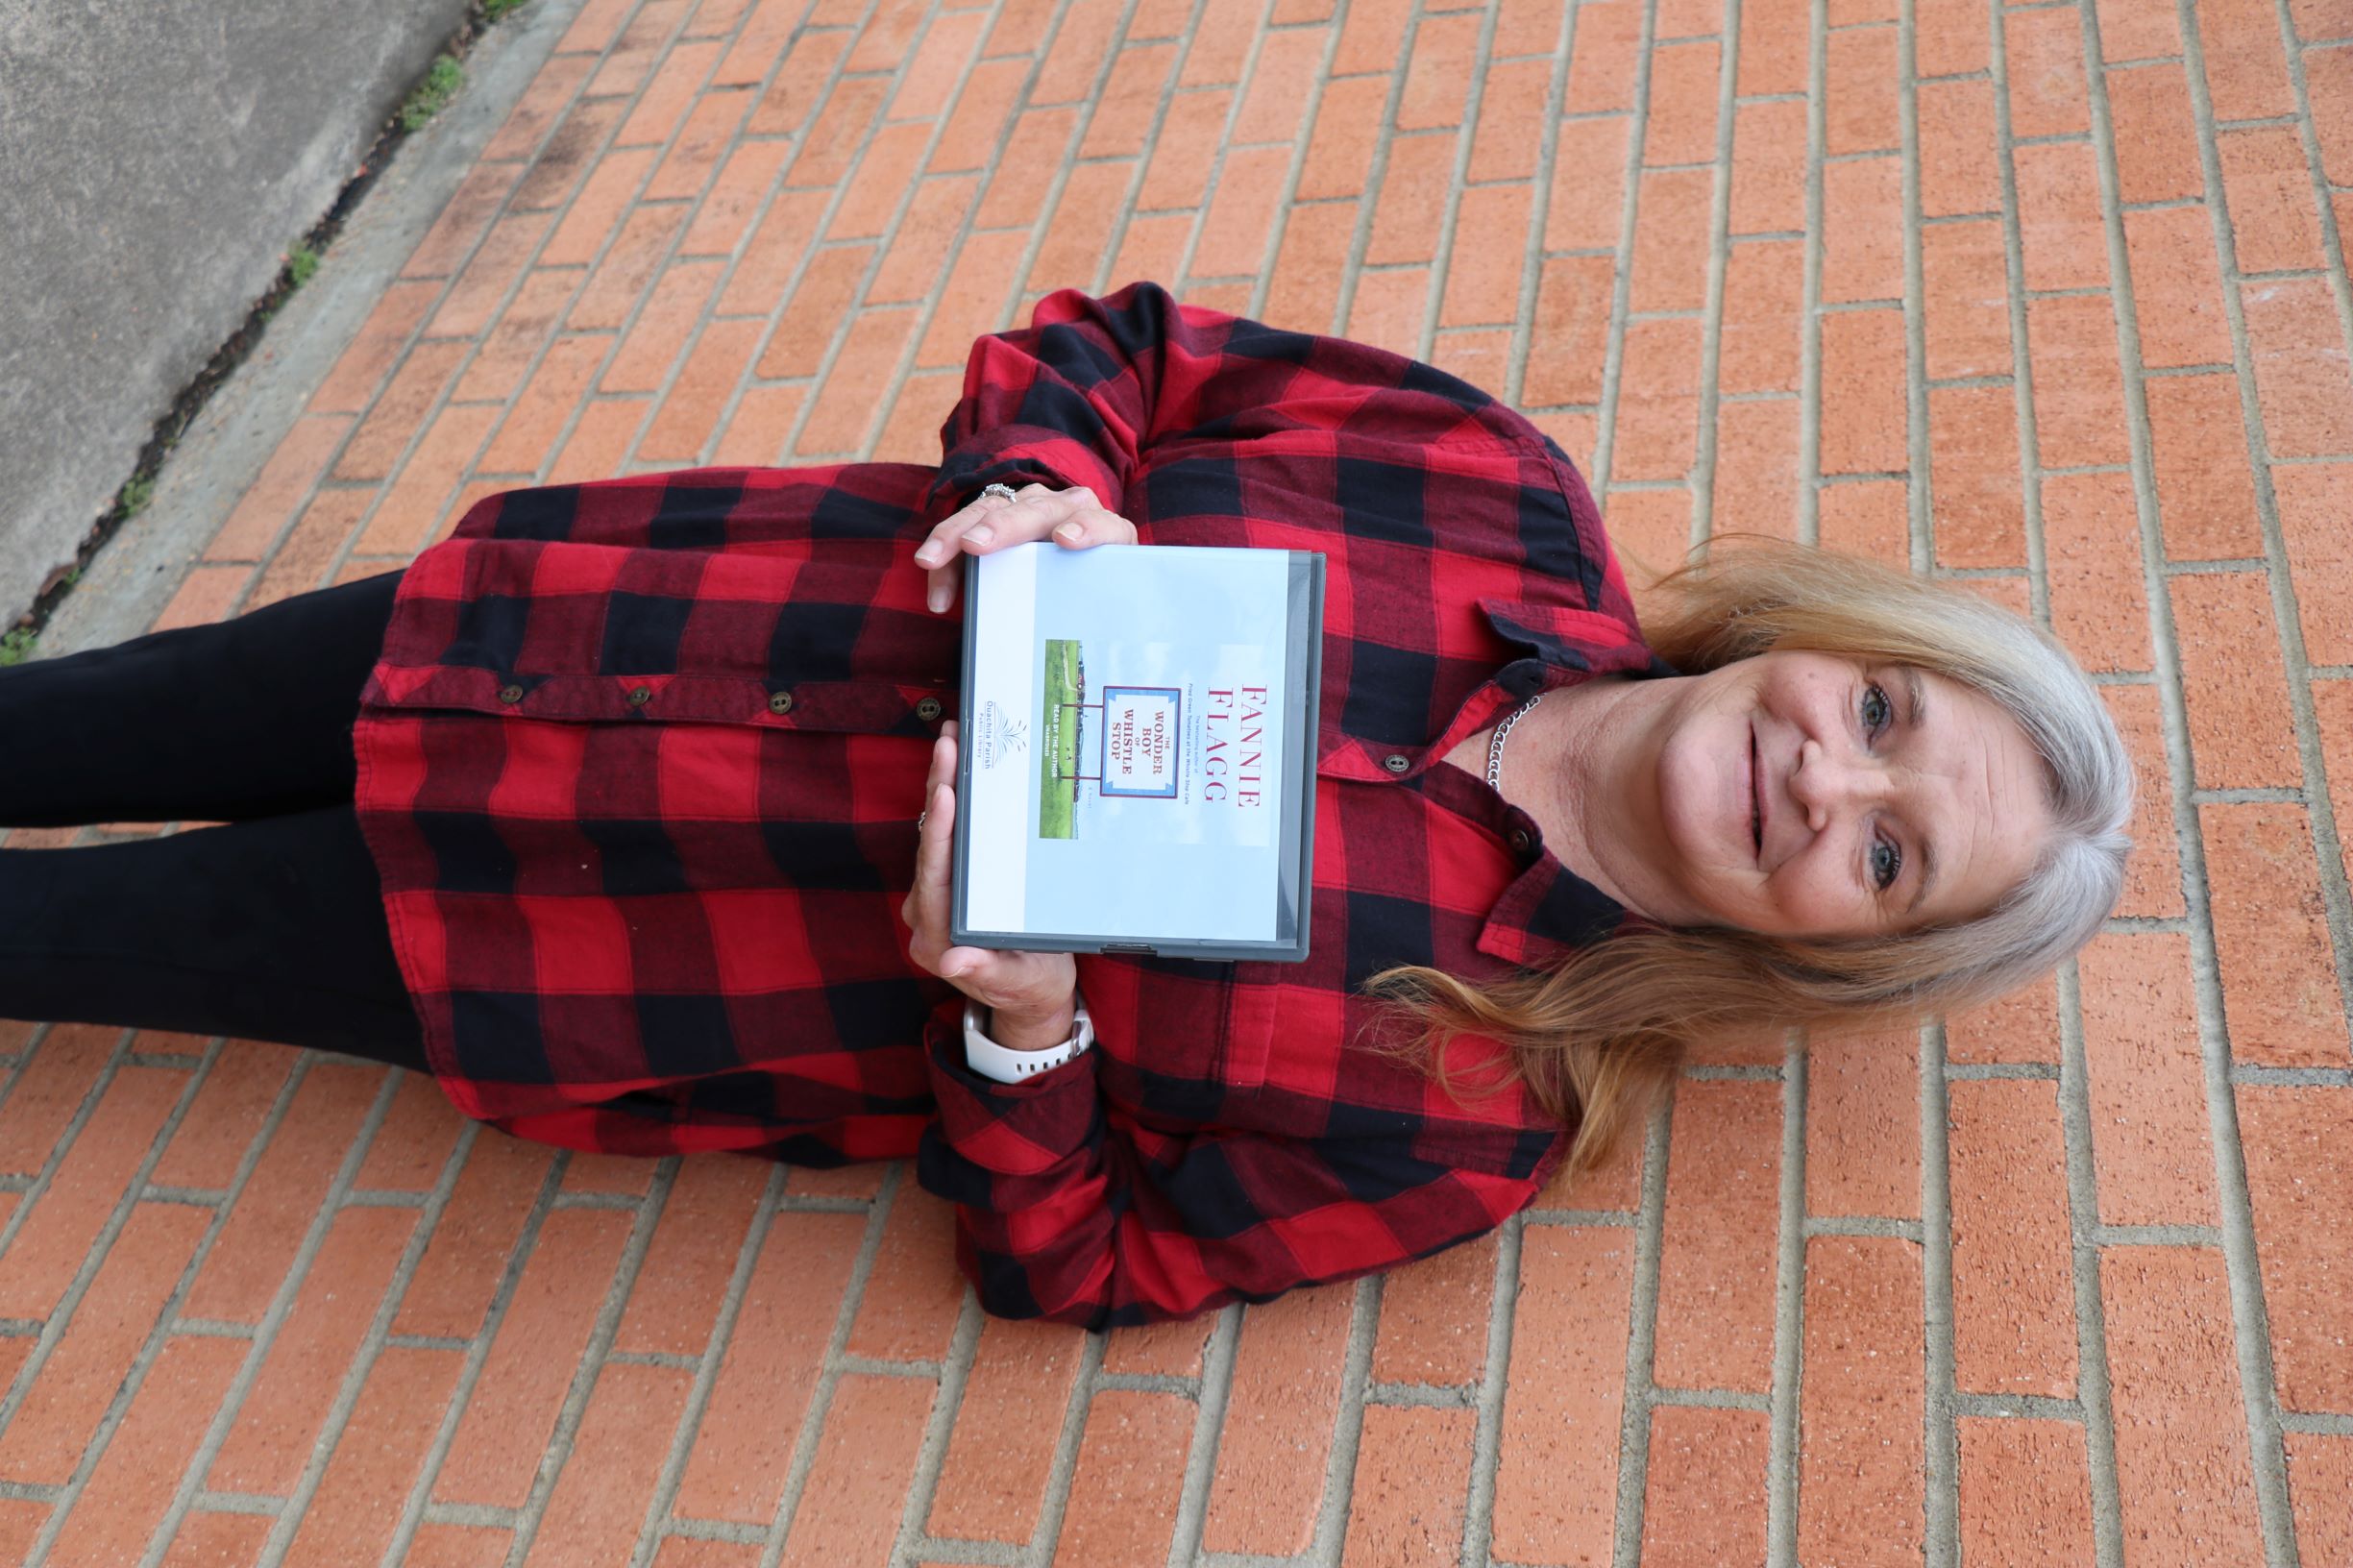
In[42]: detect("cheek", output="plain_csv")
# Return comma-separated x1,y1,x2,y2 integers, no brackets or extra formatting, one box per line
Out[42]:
1766,845,1858,926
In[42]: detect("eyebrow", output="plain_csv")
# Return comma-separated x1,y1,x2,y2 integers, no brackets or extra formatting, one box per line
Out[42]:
1901,667,1940,918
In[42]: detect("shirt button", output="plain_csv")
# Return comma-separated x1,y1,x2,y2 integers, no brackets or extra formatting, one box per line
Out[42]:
498,683,524,705
768,691,794,715
1507,828,1534,854
627,686,652,706
1383,753,1410,773
916,696,944,722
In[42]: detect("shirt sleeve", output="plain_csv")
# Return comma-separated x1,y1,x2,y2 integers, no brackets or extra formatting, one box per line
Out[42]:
925,280,1532,523
914,1001,1549,1328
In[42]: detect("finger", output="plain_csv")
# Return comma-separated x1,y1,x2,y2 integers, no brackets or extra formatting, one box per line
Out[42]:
914,490,1016,570
1050,506,1141,550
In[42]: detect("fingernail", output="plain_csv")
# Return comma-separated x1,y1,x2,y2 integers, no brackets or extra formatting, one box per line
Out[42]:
1054,523,1083,543
967,524,993,546
927,587,946,613
914,546,939,565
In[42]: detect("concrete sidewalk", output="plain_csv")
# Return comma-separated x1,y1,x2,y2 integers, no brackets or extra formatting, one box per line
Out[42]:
4,0,2351,1562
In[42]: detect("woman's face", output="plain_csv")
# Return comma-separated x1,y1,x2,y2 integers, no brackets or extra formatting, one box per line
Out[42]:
1642,649,2052,940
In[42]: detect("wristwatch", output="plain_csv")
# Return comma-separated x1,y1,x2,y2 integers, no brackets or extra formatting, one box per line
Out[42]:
963,994,1094,1083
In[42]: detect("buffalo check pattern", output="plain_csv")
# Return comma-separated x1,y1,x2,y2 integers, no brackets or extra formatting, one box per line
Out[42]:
352,282,1661,1326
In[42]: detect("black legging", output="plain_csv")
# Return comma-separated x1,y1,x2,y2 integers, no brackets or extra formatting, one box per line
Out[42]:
0,571,429,1069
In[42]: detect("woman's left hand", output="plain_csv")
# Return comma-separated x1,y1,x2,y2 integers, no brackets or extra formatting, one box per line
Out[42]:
900,723,1081,1041
914,482,1140,614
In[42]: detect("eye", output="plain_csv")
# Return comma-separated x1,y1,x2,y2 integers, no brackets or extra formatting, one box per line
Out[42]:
1860,682,1894,742
1870,834,1902,892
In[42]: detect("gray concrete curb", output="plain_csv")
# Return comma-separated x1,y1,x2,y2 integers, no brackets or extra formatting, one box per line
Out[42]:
38,0,592,661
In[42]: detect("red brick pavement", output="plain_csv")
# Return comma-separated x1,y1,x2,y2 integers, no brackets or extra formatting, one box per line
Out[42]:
3,0,2349,1561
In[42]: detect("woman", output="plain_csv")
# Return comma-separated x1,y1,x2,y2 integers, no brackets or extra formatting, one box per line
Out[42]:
0,282,2131,1329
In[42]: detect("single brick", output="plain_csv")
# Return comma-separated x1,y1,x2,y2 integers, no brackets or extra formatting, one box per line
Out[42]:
2145,373,2263,561
2075,931,2217,1227
1737,0,1809,93
1917,80,2002,217
2244,277,2353,459
2169,574,2300,789
928,1315,1086,1542
1047,1389,1193,1568
1819,308,1908,476
1817,478,1909,564
1643,38,1721,166
1823,156,1905,306
1564,0,1644,113
1712,398,1803,539
2124,207,2232,371
394,1131,554,1339
673,1210,865,1524
1364,133,1457,269
1339,1404,1475,1568
603,257,724,392
1914,0,1989,77
746,30,849,138
1806,1028,1921,1220
797,306,918,455
2196,0,2296,121
1728,98,1807,237
1193,145,1294,282
1948,1079,2076,1398
1399,11,1483,133
2276,463,2353,666
2105,63,2204,205
1826,27,1901,155
1438,185,1534,328
1204,1284,1355,1555
1945,971,2062,1065
435,1207,634,1508
616,1154,769,1358
1718,239,1803,396
2025,295,2127,469
1546,117,1633,262
1611,317,1704,482
1929,383,2027,571
311,281,442,416
208,1205,417,1495
1469,58,1554,184
40,1335,243,1566
1371,1228,1497,1386
523,1362,694,1567
2238,1087,2353,1409
1641,1406,1770,1565
2100,1246,2265,1559
1798,1237,1925,1566
1653,1080,1780,1393
1525,256,1612,406
0,1202,208,1485
929,57,1027,174
639,317,765,462
2099,685,2186,920
2042,470,2151,674
975,108,1081,229
1605,488,1700,579
2285,1433,2353,1566
2004,6,2090,137
1491,1225,1634,1561
2015,141,2106,294
2218,126,2327,276
1956,1417,2096,1566
2202,800,2350,1067
159,1509,272,1568
151,1039,293,1189
354,1070,466,1191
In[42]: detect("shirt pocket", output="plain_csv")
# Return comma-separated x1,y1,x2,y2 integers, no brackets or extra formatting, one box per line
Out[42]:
1087,957,1275,1122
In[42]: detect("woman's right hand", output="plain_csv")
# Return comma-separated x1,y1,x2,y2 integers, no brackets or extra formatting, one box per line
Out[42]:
914,483,1140,613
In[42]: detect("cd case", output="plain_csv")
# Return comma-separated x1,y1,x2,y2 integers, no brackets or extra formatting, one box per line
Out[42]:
951,542,1325,963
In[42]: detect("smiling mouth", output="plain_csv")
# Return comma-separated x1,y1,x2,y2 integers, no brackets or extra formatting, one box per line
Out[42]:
1750,726,1762,862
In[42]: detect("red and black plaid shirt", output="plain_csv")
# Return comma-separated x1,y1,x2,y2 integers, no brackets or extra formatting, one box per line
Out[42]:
353,282,1662,1327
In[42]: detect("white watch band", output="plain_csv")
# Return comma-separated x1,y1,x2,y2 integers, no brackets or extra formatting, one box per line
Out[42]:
962,995,1094,1083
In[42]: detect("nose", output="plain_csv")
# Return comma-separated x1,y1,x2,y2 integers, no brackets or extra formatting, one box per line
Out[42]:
1789,736,1894,830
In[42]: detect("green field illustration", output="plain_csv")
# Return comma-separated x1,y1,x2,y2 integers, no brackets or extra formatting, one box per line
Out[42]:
1038,639,1084,839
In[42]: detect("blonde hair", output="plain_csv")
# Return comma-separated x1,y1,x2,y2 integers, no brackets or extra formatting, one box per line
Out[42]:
1365,538,2135,1171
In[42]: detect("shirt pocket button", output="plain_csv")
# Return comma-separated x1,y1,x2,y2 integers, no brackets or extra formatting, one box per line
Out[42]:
1383,753,1409,773
498,683,524,705
916,696,944,722
627,686,652,707
768,691,794,715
